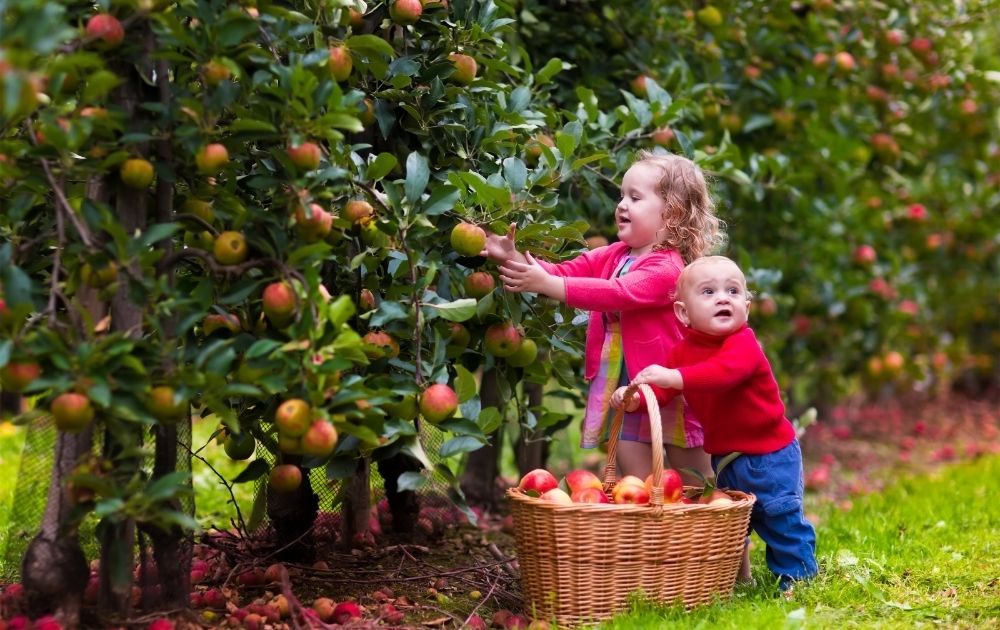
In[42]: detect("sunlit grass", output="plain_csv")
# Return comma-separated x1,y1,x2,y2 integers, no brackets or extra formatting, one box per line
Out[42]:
595,455,1000,629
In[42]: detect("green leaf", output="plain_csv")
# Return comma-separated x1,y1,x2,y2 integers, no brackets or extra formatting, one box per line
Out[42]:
81,70,122,103
246,490,266,531
424,298,476,322
454,364,477,403
367,153,398,181
401,436,435,470
232,458,270,484
503,157,527,192
424,185,460,216
405,152,430,205
397,471,428,491
94,498,125,518
674,129,694,158
145,471,191,502
327,295,356,328
1,263,32,309
477,407,503,434
346,34,396,58
246,339,282,359
536,58,566,85
370,300,409,327
440,436,485,458
229,119,277,134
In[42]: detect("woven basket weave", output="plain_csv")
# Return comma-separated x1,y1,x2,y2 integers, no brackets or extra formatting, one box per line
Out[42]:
506,384,755,627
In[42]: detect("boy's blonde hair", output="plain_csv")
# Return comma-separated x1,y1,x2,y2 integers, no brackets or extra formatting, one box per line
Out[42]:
634,150,726,263
674,255,749,300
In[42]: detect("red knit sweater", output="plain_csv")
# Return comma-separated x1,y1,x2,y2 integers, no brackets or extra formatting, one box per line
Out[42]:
644,325,795,455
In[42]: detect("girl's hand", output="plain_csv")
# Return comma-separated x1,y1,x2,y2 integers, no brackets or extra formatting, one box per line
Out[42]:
481,223,524,264
632,365,683,390
611,386,640,412
499,252,565,300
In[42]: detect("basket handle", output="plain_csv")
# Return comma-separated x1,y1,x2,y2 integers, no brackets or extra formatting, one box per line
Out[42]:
602,382,665,506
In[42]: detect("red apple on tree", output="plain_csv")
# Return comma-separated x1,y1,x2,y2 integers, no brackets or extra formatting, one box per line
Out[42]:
525,133,554,164
343,199,374,225
203,312,241,335
269,464,303,492
148,385,187,422
86,14,124,48
262,281,296,327
195,143,229,175
362,330,400,359
0,361,41,392
630,75,650,97
419,383,458,424
448,53,477,85
450,222,487,256
389,0,423,25
328,45,353,82
463,271,494,298
484,322,522,357
275,398,311,437
51,392,95,433
294,203,333,242
505,338,538,368
853,244,877,265
287,142,322,171
213,231,248,265
300,420,338,457
651,127,674,146
119,158,154,189
203,59,231,85
517,468,558,496
833,51,856,73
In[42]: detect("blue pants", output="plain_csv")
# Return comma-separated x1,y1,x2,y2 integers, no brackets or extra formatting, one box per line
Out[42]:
713,439,818,589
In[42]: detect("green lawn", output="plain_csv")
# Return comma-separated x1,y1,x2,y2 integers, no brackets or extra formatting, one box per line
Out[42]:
598,455,1000,629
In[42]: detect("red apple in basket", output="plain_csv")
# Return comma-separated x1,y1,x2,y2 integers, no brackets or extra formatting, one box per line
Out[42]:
539,488,573,505
612,475,650,504
699,489,733,505
563,469,602,494
644,469,684,503
517,468,558,497
571,487,610,504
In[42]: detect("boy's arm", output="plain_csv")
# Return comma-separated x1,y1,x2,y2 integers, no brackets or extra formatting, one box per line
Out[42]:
676,330,764,392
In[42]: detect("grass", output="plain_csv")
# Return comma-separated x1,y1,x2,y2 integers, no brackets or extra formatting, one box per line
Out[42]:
0,422,27,577
596,455,1000,629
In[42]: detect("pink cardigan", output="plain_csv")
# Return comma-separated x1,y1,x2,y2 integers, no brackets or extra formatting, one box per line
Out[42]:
537,242,686,380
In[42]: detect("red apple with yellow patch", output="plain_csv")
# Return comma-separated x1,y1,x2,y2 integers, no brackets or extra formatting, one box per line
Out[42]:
517,468,558,497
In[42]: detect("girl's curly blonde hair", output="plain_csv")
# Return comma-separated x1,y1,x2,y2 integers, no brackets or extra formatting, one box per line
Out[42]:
634,150,726,263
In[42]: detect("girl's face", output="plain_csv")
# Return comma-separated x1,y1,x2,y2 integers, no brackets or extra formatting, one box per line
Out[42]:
616,162,666,256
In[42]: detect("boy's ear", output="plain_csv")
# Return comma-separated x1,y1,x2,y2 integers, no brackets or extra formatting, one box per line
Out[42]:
674,300,690,326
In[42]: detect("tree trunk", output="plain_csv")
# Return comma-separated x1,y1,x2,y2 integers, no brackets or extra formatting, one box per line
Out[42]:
341,457,372,547
515,382,549,476
141,49,191,611
460,368,503,509
20,427,92,626
376,452,420,534
266,457,318,562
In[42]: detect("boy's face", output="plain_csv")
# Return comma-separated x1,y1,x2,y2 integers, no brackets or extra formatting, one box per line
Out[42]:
674,259,750,336
615,162,666,255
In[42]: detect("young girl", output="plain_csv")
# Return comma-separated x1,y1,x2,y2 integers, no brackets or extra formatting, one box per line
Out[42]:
483,151,725,481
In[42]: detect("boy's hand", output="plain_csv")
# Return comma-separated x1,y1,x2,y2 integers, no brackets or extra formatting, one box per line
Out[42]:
632,365,683,390
481,222,524,264
499,251,561,298
610,386,640,412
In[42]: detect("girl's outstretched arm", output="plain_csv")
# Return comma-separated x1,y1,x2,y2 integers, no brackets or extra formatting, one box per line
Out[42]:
498,252,566,301
481,223,528,265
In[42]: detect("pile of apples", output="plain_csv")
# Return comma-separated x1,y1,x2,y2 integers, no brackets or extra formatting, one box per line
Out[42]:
516,467,733,506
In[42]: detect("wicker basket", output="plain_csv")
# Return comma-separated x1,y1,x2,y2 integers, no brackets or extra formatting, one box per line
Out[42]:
506,384,755,627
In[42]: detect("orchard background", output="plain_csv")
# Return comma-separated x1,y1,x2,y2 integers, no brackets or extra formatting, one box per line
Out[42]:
0,0,998,628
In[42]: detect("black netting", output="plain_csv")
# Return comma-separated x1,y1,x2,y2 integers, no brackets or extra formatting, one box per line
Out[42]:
2,416,446,580
1,418,192,582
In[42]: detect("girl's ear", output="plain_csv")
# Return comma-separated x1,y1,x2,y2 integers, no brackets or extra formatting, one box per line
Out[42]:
674,300,690,326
